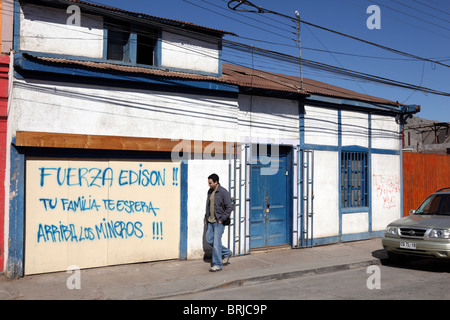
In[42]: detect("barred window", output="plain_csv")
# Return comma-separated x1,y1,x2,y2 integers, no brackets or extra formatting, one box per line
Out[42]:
341,152,368,208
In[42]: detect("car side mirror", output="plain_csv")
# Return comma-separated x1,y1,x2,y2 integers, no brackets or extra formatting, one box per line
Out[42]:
409,209,415,215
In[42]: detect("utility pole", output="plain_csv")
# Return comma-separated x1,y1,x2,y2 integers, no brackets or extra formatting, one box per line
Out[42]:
295,10,303,91
228,0,304,91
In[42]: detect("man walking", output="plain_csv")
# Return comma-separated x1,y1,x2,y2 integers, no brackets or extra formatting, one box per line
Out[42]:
205,173,233,272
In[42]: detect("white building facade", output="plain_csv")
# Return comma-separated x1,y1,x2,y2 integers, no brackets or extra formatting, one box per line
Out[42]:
4,0,418,277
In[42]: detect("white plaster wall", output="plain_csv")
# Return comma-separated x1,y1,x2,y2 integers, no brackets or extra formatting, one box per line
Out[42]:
238,95,299,143
20,4,104,58
371,153,401,231
161,31,220,74
304,105,338,146
311,151,339,238
12,81,304,146
371,114,400,150
11,79,239,143
342,110,368,148
187,159,229,259
342,212,369,234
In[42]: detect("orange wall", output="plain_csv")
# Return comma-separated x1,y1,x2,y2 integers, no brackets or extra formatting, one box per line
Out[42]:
403,152,450,216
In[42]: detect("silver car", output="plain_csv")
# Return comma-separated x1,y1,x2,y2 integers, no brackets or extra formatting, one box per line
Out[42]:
382,187,450,262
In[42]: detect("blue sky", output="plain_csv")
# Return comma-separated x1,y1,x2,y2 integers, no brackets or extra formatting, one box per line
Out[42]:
93,0,450,121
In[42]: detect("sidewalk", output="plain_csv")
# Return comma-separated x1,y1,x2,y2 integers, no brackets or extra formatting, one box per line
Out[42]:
0,238,387,300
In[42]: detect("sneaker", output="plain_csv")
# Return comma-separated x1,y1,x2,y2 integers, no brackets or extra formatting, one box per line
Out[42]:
209,265,222,272
222,255,231,266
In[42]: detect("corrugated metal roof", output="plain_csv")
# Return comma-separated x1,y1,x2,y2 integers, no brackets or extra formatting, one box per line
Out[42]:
22,54,399,106
27,54,233,82
222,63,307,95
222,63,400,106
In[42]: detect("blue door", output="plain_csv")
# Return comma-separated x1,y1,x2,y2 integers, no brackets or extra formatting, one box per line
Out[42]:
250,146,291,248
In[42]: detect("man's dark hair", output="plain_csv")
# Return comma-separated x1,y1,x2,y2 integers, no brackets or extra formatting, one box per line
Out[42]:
208,173,219,183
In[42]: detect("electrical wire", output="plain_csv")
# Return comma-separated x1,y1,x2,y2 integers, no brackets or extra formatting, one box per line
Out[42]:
7,0,450,98
225,0,450,68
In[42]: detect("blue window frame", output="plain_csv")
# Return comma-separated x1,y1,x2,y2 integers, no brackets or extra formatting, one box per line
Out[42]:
105,20,158,66
341,152,368,208
106,22,131,62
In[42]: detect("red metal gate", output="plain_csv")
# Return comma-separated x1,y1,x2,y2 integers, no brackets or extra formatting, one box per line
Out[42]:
403,152,450,216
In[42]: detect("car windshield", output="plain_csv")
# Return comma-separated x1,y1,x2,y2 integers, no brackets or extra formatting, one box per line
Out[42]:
415,194,450,215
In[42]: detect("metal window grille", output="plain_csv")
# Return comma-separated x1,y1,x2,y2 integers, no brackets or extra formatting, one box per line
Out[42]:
341,152,368,208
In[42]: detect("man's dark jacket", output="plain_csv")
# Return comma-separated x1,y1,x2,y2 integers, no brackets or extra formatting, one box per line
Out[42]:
205,184,233,225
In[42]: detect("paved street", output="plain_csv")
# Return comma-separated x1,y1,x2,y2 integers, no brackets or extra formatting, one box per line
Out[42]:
3,239,450,301
164,258,450,300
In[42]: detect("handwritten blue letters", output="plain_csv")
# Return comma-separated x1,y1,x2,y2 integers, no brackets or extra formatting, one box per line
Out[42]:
35,164,174,245
39,166,166,187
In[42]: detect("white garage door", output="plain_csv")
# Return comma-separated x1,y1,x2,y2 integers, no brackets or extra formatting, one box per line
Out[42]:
25,158,181,275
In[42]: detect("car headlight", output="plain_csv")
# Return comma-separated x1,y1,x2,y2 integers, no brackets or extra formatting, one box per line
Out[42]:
385,226,398,236
429,229,450,239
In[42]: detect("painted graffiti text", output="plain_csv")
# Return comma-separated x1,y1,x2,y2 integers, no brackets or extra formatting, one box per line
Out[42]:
39,197,160,215
39,166,166,188
37,219,145,243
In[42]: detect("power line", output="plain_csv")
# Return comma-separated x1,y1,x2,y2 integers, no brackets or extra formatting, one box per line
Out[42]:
226,0,450,68
370,0,450,31
341,0,450,41
11,0,450,98
410,0,450,17
223,39,450,97
392,0,450,24
179,0,450,63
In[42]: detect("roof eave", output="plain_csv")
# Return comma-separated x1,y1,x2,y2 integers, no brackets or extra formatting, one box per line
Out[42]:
23,0,236,37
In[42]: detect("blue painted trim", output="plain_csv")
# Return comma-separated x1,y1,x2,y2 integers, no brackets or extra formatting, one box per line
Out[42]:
310,231,384,247
154,30,162,67
340,231,383,242
342,145,367,152
14,52,239,93
299,101,305,149
338,109,342,236
302,143,399,155
7,143,25,278
218,39,223,76
286,146,297,247
129,26,137,64
371,148,399,155
13,0,20,52
102,28,108,60
307,94,400,113
179,161,188,260
303,144,338,152
341,207,369,214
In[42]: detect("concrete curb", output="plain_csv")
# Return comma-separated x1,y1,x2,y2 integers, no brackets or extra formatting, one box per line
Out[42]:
152,258,381,299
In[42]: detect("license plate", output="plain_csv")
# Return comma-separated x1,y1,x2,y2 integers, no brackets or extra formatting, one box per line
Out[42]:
400,241,416,250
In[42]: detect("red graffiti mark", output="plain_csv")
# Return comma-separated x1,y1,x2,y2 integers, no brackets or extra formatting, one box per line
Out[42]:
373,174,400,209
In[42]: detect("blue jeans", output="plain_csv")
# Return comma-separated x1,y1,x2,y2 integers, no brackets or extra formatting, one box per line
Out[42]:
206,222,232,268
